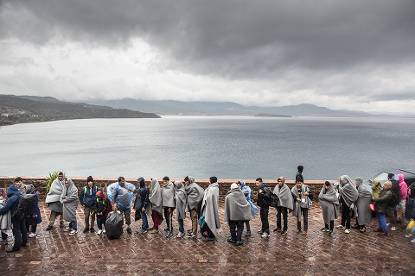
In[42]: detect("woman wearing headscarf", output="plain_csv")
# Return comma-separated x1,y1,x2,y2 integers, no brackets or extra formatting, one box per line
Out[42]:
273,177,293,235
238,180,258,237
355,178,372,232
184,176,204,239
60,177,79,236
174,180,187,238
319,181,339,234
337,175,358,234
224,183,252,246
291,175,312,233
148,178,163,233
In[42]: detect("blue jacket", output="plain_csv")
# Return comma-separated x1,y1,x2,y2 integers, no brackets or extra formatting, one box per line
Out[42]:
79,185,98,208
0,184,21,215
108,182,136,211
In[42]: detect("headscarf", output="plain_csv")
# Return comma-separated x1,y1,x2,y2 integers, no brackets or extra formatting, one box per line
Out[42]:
339,175,358,207
397,173,408,200
356,178,372,198
149,178,163,213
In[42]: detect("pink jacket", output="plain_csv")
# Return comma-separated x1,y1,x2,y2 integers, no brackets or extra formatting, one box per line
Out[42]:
397,173,408,200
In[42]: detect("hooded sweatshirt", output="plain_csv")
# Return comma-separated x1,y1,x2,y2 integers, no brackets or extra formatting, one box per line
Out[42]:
397,173,408,201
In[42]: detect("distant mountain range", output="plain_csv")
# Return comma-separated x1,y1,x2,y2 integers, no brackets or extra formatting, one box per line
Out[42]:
0,95,159,126
87,98,370,117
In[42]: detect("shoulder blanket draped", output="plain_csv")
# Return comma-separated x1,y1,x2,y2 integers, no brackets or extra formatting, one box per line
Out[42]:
175,187,187,219
318,187,339,223
185,183,204,211
224,188,252,222
162,183,175,208
149,180,163,214
340,183,359,207
60,179,78,222
45,178,64,204
273,184,293,210
201,183,221,237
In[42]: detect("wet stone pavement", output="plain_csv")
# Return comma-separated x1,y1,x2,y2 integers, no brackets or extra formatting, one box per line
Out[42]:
1,202,414,276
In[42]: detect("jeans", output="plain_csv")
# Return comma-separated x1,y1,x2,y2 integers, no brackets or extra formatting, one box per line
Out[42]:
297,208,309,231
164,207,174,232
276,206,288,231
69,221,77,231
48,211,64,227
340,198,351,229
11,217,27,251
97,215,106,230
377,212,388,234
178,218,184,233
151,211,163,230
229,220,244,242
84,207,96,230
141,210,149,231
260,207,269,234
190,209,199,236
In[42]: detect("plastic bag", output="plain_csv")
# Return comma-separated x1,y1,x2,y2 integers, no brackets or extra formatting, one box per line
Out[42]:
105,211,124,239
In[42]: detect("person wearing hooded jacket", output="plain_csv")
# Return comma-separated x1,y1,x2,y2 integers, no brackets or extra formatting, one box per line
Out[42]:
95,189,112,235
0,178,27,252
225,183,252,246
79,176,98,233
238,180,257,237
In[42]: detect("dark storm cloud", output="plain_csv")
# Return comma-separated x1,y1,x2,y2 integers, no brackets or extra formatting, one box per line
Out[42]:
1,0,415,78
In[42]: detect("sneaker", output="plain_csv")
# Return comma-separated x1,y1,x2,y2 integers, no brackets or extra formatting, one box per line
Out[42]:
411,238,415,243
321,227,328,232
127,227,132,234
281,230,287,235
176,232,185,238
187,232,196,239
336,225,344,229
391,226,397,231
59,222,65,228
227,237,236,244
261,232,269,239
102,229,106,234
344,229,351,234
245,231,252,237
83,228,89,234
235,240,244,246
63,226,70,232
140,229,148,234
69,229,78,236
405,233,412,238
257,230,263,234
165,231,173,239
90,228,95,233
45,225,53,231
28,232,36,238
96,230,103,235
328,230,333,235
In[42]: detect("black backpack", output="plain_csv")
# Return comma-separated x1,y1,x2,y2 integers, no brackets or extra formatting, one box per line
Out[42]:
264,187,279,208
12,194,35,220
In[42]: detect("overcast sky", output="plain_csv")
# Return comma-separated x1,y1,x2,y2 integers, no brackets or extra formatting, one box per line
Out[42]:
1,0,415,113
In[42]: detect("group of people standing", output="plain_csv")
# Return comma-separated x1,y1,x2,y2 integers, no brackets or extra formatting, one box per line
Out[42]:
1,166,415,253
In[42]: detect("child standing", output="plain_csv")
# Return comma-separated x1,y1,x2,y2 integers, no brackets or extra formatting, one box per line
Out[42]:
95,190,112,235
25,185,42,238
79,176,98,233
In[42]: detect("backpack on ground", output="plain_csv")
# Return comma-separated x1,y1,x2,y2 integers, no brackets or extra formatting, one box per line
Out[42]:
105,211,124,239
12,194,35,220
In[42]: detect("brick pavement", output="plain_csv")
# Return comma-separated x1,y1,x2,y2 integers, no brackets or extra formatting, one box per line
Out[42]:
1,202,414,276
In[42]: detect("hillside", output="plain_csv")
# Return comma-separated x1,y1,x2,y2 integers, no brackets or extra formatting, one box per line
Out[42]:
0,95,160,126
88,99,369,117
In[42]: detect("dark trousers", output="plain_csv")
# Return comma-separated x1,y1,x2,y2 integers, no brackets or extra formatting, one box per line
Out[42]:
141,210,149,231
297,208,309,231
84,207,96,230
120,209,131,226
97,215,106,230
26,218,37,233
245,221,251,232
340,198,351,229
163,207,174,232
277,206,288,231
178,218,184,233
201,222,215,239
229,220,244,242
151,210,163,230
325,221,334,231
48,211,64,227
260,207,270,234
12,217,27,251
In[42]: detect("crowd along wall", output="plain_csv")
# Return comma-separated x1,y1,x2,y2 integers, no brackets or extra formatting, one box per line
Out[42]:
0,176,328,200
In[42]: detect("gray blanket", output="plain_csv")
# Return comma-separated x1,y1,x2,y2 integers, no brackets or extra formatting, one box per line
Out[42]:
185,182,204,211
149,179,163,214
201,182,221,237
224,188,252,222
291,185,312,218
273,184,293,210
45,178,64,204
356,181,372,225
0,200,12,230
60,179,78,222
174,181,187,219
339,181,359,207
319,186,339,224
162,182,175,208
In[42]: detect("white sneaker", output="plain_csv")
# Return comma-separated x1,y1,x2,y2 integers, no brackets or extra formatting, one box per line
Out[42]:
405,233,412,238
411,239,415,243
336,225,344,229
28,232,36,238
69,229,78,236
391,226,397,231
176,232,185,238
63,226,70,232
344,229,351,234
97,230,103,235
261,232,269,238
103,229,106,234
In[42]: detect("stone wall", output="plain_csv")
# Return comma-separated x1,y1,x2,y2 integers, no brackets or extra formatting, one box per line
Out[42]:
0,176,327,200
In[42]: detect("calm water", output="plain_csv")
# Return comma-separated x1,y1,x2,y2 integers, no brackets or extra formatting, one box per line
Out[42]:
0,116,414,180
